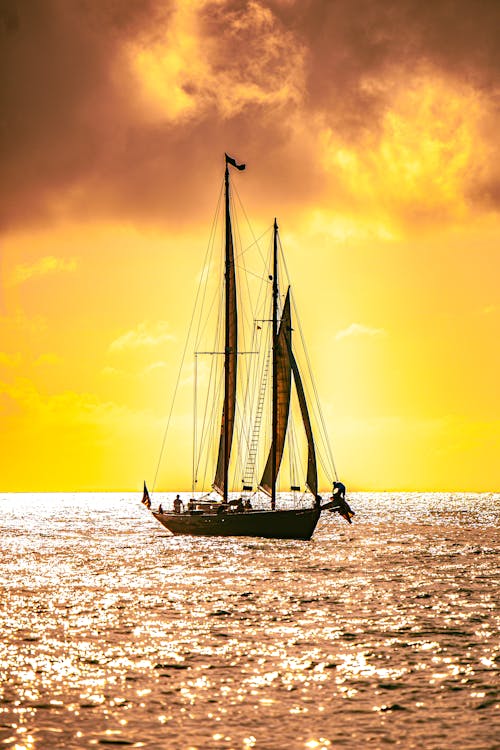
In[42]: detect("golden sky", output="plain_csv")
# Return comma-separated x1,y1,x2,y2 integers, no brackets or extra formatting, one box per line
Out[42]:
1,0,499,492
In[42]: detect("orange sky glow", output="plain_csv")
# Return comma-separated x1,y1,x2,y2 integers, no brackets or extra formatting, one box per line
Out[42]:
1,0,499,492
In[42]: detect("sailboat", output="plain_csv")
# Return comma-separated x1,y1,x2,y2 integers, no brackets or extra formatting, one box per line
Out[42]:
142,154,354,540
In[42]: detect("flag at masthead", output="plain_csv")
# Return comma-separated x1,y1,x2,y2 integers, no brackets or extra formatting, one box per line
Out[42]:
225,153,246,170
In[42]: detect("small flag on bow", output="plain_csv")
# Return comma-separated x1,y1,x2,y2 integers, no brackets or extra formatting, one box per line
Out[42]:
225,153,246,170
142,481,151,509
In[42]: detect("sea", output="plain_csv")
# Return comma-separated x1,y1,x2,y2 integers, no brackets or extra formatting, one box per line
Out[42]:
0,492,498,750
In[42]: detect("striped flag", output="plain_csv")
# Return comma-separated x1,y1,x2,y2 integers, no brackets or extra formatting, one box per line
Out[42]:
142,481,151,509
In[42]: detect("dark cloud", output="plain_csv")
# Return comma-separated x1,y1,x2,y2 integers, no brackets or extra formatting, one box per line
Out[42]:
0,0,175,228
1,0,499,231
275,0,500,131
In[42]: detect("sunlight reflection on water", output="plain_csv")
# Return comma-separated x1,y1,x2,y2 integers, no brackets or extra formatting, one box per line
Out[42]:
0,492,498,749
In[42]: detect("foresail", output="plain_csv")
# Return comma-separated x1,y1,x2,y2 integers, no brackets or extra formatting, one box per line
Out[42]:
259,290,292,496
213,195,238,496
289,341,318,498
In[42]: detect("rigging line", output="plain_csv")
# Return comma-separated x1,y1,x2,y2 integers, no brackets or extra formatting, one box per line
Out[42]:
193,354,197,494
235,264,273,284
197,343,223,493
230,189,250,356
315,441,333,488
194,351,220,489
290,350,335,487
231,190,265,370
232,180,270,270
244,231,275,340
152,177,224,492
287,406,299,492
197,319,223,489
292,288,338,480
234,354,259,483
193,256,223,489
290,340,333,486
239,225,274,260
196,258,225,490
253,275,273,495
244,327,266,484
229,187,273,334
232,401,246,494
211,356,224,490
257,327,272,480
276,231,292,290
280,241,338,483
197,286,222,351
194,184,225,350
205,365,223,494
238,324,258,479
230,192,268,469
198,354,223,494
195,240,224,348
242,347,269,486
241,334,257,486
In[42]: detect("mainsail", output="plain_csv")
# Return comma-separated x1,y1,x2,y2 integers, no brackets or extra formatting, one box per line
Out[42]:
213,164,238,497
259,290,292,496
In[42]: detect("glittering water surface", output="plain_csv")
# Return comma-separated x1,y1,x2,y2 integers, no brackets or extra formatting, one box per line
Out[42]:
0,493,498,750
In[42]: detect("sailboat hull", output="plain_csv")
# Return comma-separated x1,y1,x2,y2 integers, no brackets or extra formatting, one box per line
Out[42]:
152,508,321,540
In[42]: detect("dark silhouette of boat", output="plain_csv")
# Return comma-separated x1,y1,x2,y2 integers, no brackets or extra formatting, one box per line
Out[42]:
153,506,322,541
142,154,354,540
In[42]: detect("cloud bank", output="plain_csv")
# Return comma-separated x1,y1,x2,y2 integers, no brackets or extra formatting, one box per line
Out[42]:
1,0,499,231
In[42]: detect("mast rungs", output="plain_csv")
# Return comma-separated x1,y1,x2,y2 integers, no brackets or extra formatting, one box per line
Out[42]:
242,485,253,491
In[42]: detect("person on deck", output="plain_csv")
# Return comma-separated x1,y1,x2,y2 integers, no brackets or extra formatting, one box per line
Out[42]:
244,498,253,511
158,503,163,514
331,482,354,524
173,495,183,514
333,481,346,500
236,497,244,512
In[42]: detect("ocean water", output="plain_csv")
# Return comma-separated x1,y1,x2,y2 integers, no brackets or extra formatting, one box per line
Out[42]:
0,492,498,750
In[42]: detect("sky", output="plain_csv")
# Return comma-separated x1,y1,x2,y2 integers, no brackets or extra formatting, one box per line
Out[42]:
1,0,499,493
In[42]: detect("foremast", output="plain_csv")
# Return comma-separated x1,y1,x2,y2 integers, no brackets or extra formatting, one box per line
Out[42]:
259,220,319,504
260,218,294,507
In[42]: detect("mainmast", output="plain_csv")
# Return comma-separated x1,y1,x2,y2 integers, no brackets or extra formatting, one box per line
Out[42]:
213,154,244,502
271,218,279,510
223,163,231,504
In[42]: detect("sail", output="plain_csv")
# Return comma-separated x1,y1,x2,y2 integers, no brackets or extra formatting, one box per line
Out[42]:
213,172,238,496
289,343,318,497
259,290,292,496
